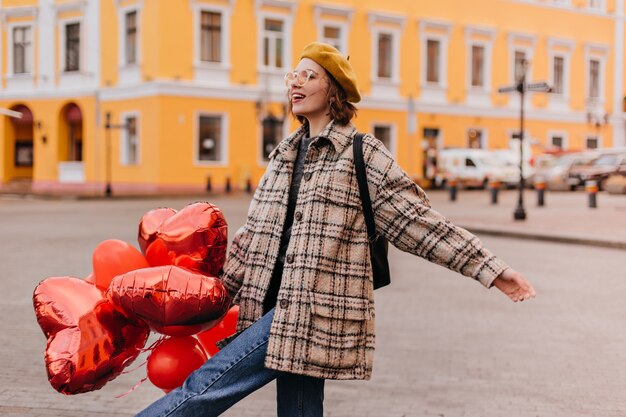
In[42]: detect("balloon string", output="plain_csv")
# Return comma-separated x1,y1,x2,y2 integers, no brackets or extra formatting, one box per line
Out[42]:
139,335,167,353
115,376,148,398
119,336,164,375
116,335,168,398
121,359,147,375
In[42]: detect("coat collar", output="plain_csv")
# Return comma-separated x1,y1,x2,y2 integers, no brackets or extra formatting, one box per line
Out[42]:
269,120,358,161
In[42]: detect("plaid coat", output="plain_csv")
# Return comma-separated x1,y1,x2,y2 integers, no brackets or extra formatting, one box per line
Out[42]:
220,120,508,380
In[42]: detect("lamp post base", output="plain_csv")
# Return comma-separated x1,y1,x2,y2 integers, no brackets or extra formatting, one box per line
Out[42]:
513,205,527,221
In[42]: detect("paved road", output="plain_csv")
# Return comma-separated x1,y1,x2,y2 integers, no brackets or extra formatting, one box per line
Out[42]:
1,194,625,416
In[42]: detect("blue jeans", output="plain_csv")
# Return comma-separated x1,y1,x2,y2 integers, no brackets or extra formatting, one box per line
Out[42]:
135,308,325,417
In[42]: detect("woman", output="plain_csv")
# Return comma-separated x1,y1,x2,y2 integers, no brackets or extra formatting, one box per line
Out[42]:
136,42,535,417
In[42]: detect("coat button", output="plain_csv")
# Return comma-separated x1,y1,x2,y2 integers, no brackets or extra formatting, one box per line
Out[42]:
286,254,294,264
295,211,302,221
279,299,289,308
304,172,312,181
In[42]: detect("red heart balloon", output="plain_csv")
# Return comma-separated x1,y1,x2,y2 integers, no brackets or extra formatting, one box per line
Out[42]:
138,207,177,254
107,265,230,336
33,277,149,395
141,202,227,276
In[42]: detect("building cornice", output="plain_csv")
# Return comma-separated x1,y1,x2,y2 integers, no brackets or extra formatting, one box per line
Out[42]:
52,0,87,14
313,3,354,22
418,18,452,35
369,10,407,29
254,0,297,14
1,5,38,24
0,80,604,127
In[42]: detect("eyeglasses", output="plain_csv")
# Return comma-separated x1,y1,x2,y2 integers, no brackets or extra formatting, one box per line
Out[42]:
284,69,317,87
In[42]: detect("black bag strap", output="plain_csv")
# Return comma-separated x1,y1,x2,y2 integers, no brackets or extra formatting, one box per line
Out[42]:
353,133,377,242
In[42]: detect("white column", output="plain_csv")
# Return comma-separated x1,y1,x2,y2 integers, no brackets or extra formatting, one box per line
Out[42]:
85,0,100,88
612,0,625,147
38,0,54,90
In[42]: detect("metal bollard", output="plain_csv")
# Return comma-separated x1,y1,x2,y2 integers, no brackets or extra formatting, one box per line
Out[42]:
535,179,546,207
246,177,252,193
585,180,598,208
206,175,212,192
448,179,458,202
488,180,500,205
225,176,232,193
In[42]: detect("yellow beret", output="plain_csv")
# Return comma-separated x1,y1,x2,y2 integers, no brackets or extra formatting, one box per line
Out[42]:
300,42,361,103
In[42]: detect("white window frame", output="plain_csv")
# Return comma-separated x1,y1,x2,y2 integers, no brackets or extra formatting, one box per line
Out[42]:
60,19,82,73
584,43,608,111
587,58,602,99
254,0,297,92
368,11,404,99
256,14,293,92
585,44,609,106
313,4,353,54
194,112,229,166
120,111,140,166
372,28,399,81
119,6,141,68
585,135,602,149
192,1,232,85
258,115,287,163
7,23,34,77
53,0,95,90
117,4,142,85
3,6,38,90
511,48,531,84
547,130,569,150
467,127,488,149
506,32,536,110
507,32,536,84
419,19,451,104
588,0,605,12
318,21,349,54
124,10,138,65
547,38,573,112
371,122,397,156
465,25,495,107
260,15,286,69
469,44,487,88
257,115,288,166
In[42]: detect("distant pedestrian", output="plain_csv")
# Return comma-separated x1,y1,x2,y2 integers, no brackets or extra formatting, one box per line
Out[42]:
136,42,535,417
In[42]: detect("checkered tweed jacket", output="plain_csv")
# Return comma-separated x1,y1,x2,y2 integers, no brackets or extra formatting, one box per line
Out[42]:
220,120,508,380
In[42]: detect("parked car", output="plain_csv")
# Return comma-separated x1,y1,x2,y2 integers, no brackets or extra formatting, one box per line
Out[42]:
491,149,534,184
572,151,626,190
434,148,519,189
531,151,597,191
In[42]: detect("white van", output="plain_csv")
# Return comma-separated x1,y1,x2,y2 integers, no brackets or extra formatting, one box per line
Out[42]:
434,148,520,189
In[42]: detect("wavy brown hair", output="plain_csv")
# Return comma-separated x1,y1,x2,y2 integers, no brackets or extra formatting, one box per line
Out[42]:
288,70,358,127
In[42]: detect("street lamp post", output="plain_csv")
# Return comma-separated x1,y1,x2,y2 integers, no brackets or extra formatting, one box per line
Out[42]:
104,112,130,198
498,59,551,221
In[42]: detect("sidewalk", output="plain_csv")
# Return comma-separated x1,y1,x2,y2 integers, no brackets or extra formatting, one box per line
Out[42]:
2,186,625,249
425,188,626,249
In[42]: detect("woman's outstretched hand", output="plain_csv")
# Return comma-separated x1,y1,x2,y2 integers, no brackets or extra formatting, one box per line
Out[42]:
492,268,536,302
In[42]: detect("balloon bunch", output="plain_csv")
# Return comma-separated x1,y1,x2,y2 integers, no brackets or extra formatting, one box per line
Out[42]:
33,202,239,395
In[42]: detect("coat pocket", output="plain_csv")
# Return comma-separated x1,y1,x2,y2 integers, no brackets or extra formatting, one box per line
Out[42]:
306,292,372,370
312,174,362,208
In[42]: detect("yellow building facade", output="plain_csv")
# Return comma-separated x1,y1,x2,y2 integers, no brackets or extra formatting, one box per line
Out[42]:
0,0,623,194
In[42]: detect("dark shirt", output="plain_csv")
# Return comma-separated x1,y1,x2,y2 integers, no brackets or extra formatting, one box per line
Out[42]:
263,135,313,313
